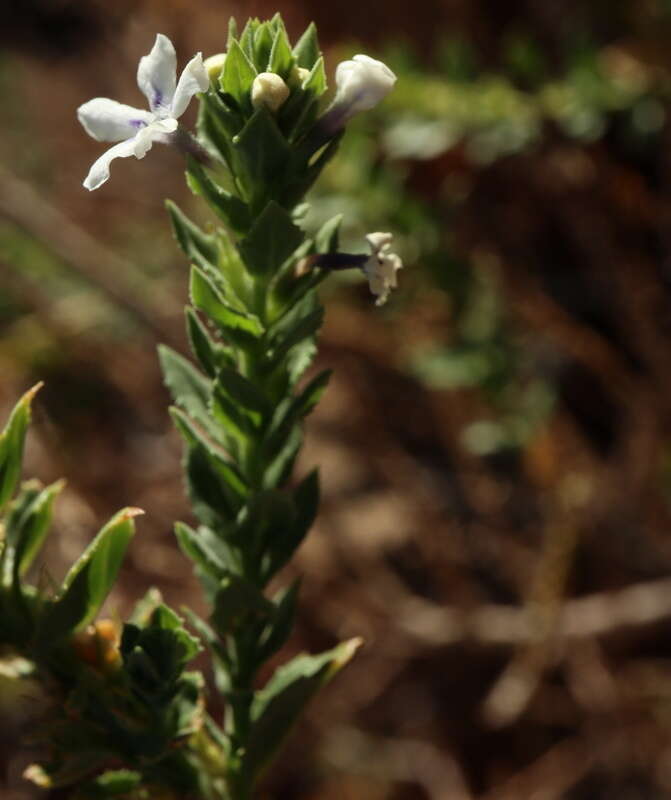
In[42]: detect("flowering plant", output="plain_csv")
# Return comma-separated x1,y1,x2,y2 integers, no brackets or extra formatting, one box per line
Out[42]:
1,15,401,799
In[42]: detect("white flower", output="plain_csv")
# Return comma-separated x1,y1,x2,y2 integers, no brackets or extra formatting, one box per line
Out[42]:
363,232,403,306
251,72,290,113
329,55,396,125
78,34,209,191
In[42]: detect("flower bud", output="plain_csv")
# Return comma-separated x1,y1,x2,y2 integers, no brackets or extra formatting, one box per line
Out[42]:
251,72,290,112
333,55,396,120
289,65,311,87
203,53,227,81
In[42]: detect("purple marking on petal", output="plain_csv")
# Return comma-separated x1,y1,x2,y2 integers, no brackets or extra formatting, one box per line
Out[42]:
152,88,163,109
131,119,148,129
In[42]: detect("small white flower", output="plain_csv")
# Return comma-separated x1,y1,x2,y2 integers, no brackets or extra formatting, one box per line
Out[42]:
329,55,396,125
251,72,290,113
363,232,403,306
78,34,209,191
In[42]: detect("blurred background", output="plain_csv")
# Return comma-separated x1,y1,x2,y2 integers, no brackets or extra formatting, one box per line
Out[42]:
4,0,671,797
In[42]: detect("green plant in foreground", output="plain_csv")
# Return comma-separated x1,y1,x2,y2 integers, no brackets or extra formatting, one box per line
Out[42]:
1,14,402,800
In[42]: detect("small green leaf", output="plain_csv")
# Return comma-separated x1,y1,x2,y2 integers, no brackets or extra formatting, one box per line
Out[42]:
0,383,41,513
233,108,291,207
256,579,300,663
243,638,362,782
38,507,141,641
238,18,259,62
239,201,303,276
175,521,238,582
159,344,216,436
268,26,295,78
148,602,202,663
227,17,238,49
315,213,343,254
166,200,218,267
221,40,257,112
2,479,64,584
186,158,250,234
190,266,264,347
211,573,271,636
171,406,248,517
216,366,271,423
268,305,324,369
186,306,230,379
83,769,142,797
253,22,274,72
292,22,320,69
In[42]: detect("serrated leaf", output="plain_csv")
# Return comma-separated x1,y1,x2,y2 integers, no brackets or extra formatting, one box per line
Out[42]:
211,573,271,636
148,602,202,663
242,638,362,782
175,521,238,583
232,490,295,579
262,370,330,463
190,266,264,348
268,27,295,78
262,424,303,490
238,18,259,62
186,306,232,379
166,200,218,267
292,22,320,69
221,40,257,112
159,344,216,436
171,406,248,517
216,366,271,424
0,383,41,512
233,109,291,207
186,158,250,234
38,508,141,641
268,306,324,370
239,200,303,277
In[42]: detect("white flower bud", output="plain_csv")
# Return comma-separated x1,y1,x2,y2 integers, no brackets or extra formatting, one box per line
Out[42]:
251,72,290,113
333,55,396,121
363,232,403,306
203,53,227,81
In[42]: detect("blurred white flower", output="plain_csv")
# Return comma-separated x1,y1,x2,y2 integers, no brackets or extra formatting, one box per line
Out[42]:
363,232,403,305
203,53,227,81
251,72,290,113
78,34,209,191
321,55,396,133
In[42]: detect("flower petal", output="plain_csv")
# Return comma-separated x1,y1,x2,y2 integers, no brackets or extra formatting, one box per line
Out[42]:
82,119,179,191
137,33,177,112
77,98,154,142
170,52,209,118
82,137,142,191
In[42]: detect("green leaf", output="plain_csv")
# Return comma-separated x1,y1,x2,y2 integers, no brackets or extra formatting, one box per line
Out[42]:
216,366,271,424
82,769,142,798
166,199,218,267
262,424,303,490
263,469,319,577
243,638,362,782
220,40,257,112
315,213,343,253
211,573,271,636
227,17,238,49
263,370,331,462
268,26,295,78
238,18,259,62
253,22,274,72
292,22,320,69
233,108,291,206
175,521,238,582
171,406,248,517
239,201,303,277
38,507,140,641
2,479,64,584
267,305,324,370
190,266,264,348
232,490,295,579
256,579,300,663
0,383,41,512
186,306,231,379
159,344,216,436
148,602,202,663
186,158,250,234
302,55,327,97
